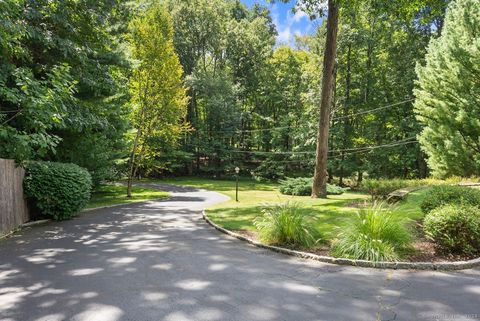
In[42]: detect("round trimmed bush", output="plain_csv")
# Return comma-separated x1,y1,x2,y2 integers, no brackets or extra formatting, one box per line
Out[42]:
420,185,480,213
24,161,92,220
423,205,480,256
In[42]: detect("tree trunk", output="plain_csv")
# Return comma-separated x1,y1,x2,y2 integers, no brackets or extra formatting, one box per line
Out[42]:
357,171,363,187
418,151,428,178
312,0,339,198
127,129,142,198
339,43,352,187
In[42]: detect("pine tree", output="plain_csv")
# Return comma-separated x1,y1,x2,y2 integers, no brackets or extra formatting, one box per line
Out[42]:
414,0,480,177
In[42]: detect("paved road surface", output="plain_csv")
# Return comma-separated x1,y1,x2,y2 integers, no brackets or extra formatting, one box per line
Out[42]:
0,184,479,321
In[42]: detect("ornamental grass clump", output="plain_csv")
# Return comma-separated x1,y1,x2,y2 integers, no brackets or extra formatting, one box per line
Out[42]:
331,203,412,262
254,202,316,248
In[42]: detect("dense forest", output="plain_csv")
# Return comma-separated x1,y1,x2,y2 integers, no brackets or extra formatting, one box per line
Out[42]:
1,0,478,189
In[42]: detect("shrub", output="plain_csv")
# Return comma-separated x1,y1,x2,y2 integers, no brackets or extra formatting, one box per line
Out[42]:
420,185,480,213
253,202,316,247
360,179,425,199
251,160,285,181
360,177,469,199
424,205,480,256
331,203,412,261
327,184,348,195
24,161,92,220
279,177,347,196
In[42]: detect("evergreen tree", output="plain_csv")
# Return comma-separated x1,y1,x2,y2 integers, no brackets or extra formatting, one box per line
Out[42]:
415,0,480,177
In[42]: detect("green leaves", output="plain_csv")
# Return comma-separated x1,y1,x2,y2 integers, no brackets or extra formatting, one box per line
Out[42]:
24,161,92,220
279,177,347,196
331,202,412,261
415,0,480,177
254,202,317,247
424,204,480,256
420,185,480,214
0,0,130,182
127,3,188,176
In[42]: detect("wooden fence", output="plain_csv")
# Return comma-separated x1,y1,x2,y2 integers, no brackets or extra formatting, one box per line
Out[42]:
0,158,29,236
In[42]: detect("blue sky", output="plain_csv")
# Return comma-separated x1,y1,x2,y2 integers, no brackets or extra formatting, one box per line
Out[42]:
241,0,319,46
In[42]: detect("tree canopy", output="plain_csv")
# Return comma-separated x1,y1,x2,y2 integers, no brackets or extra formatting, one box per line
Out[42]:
2,0,478,184
415,0,480,177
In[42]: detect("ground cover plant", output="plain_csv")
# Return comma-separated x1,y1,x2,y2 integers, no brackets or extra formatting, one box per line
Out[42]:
359,177,473,199
158,177,369,240
0,0,478,278
162,177,479,262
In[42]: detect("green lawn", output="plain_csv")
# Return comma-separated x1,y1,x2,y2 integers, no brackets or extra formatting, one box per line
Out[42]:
158,177,368,241
158,177,428,244
391,187,430,221
87,183,169,209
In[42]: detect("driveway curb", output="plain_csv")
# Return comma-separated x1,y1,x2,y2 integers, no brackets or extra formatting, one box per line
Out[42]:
202,211,480,271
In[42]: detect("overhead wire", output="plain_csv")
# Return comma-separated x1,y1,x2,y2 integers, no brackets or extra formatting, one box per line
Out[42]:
226,137,418,156
209,98,414,134
244,140,419,164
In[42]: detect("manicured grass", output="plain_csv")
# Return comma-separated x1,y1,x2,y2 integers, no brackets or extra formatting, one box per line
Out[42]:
390,187,430,221
159,177,429,244
158,177,369,241
87,183,169,209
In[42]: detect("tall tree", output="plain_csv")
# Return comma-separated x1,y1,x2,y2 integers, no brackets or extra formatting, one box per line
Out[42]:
311,0,339,197
126,3,187,196
415,0,480,177
277,0,339,197
0,0,130,184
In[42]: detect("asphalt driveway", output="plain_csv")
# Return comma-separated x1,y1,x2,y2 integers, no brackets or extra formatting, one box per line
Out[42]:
0,184,479,321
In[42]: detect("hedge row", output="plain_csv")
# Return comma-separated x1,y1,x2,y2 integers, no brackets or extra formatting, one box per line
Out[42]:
359,177,466,199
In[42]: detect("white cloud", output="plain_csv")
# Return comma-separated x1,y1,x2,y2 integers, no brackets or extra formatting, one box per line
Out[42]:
271,5,310,47
277,28,292,44
292,10,308,23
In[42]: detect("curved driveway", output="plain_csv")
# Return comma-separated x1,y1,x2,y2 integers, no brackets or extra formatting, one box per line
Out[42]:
0,184,479,321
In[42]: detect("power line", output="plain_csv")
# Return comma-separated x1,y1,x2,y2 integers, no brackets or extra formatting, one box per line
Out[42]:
227,137,418,155
258,140,419,164
329,136,417,153
209,98,414,134
331,98,414,121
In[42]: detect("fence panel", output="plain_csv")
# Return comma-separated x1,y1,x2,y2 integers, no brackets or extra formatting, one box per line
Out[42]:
0,159,29,236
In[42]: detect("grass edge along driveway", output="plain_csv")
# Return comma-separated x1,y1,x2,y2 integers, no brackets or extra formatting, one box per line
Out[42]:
156,177,428,245
87,183,170,209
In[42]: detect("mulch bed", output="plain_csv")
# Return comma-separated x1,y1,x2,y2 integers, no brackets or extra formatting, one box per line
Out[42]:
235,229,475,263
407,237,473,262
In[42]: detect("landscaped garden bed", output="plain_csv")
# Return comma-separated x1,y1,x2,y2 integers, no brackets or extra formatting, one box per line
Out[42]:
161,177,480,266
